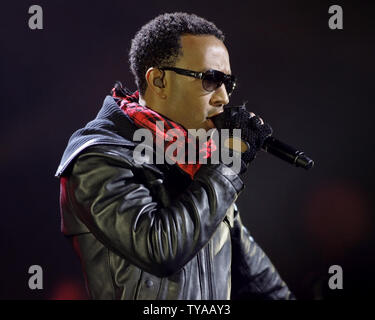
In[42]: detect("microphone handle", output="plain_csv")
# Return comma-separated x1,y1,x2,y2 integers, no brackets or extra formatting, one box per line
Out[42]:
262,136,314,170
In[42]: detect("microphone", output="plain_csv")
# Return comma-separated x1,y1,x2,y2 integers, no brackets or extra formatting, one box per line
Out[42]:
210,105,315,170
262,136,314,170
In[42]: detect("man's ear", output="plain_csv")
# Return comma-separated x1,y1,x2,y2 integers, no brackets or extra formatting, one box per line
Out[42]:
145,67,167,98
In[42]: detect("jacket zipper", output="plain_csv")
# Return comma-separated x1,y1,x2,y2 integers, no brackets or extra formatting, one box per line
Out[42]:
134,270,143,299
196,252,204,298
205,242,213,299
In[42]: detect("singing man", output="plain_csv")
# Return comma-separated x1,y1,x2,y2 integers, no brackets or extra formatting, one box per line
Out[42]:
56,12,295,300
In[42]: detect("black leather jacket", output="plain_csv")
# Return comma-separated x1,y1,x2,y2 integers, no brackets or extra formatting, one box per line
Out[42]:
56,96,295,300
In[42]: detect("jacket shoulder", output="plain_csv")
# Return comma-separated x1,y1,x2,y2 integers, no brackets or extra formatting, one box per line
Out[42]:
79,144,136,164
71,144,164,178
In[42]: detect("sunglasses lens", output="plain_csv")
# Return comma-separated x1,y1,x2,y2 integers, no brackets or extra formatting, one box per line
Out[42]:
202,71,236,96
202,72,220,92
224,77,236,96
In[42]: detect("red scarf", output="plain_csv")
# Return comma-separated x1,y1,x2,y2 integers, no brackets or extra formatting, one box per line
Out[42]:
111,86,216,180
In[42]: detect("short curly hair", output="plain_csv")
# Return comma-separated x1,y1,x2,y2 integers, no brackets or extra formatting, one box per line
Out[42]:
129,12,225,95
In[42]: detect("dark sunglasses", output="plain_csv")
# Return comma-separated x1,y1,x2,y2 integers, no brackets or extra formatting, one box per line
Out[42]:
159,67,237,96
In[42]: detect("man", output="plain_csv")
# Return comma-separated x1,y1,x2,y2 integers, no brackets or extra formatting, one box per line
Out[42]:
56,12,295,300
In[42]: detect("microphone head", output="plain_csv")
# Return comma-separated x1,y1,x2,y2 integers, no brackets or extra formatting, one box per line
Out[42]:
296,154,315,170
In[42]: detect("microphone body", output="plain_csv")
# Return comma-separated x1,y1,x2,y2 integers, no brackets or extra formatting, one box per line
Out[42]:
262,136,314,170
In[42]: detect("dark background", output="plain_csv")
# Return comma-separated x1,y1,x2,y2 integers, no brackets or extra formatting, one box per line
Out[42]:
1,0,374,299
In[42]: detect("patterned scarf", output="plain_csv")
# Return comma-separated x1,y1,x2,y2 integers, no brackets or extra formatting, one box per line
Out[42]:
111,82,216,180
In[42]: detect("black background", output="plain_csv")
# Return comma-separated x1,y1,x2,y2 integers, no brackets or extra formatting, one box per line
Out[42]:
1,0,374,299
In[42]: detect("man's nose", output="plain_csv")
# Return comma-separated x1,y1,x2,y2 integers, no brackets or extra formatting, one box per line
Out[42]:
210,84,230,107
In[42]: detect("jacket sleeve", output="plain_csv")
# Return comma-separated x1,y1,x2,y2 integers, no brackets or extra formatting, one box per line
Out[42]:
61,145,244,278
230,204,296,300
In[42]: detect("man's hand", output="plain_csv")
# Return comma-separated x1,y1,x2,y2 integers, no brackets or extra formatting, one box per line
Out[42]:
211,105,273,174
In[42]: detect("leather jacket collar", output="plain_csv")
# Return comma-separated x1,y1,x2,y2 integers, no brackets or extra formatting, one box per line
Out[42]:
55,96,138,177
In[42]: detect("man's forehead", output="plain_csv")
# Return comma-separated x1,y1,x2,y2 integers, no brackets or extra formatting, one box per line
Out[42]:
178,34,231,74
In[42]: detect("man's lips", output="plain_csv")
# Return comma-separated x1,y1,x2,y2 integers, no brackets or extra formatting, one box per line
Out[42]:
206,111,223,129
206,117,215,129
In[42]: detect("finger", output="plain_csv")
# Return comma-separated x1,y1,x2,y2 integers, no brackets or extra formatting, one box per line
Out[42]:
249,112,264,125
